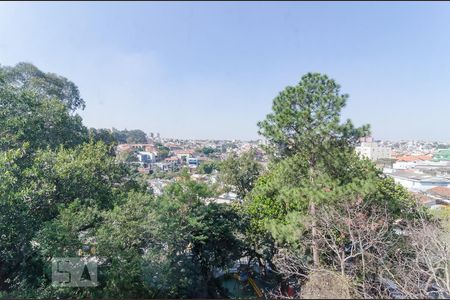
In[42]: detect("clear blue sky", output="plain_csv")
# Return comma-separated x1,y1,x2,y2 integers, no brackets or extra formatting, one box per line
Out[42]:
1,2,449,141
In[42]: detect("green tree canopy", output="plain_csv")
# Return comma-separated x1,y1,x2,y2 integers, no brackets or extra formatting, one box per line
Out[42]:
220,150,262,199
198,160,218,174
155,143,170,160
249,73,416,270
0,63,145,297
0,86,88,152
0,142,143,295
1,62,85,111
111,129,148,144
201,147,218,156
258,72,370,159
88,128,118,154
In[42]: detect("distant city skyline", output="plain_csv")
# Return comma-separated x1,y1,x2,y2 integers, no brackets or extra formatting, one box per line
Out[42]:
1,2,449,140
148,133,450,144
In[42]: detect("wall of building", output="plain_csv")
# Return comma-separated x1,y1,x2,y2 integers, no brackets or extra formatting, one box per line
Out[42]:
356,142,391,161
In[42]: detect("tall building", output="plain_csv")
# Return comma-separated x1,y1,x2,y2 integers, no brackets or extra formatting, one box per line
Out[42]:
356,140,391,161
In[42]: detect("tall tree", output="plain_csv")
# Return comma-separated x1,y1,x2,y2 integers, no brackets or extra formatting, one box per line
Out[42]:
0,63,145,297
256,73,371,266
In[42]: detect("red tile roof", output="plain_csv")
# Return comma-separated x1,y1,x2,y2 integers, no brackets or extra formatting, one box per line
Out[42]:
427,187,450,199
395,155,432,162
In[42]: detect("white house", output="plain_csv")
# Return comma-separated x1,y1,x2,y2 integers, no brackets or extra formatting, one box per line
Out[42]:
137,151,157,163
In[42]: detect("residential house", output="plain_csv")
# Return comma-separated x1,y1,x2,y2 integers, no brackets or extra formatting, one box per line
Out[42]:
163,156,181,171
173,149,195,163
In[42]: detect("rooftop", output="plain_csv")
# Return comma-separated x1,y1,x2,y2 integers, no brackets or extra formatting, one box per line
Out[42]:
389,170,450,183
395,155,432,162
427,186,450,199
165,156,180,161
411,192,434,204
173,149,195,155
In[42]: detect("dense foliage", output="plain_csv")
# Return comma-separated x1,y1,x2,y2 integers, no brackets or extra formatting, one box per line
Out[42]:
220,150,262,199
0,63,243,299
247,73,448,298
111,129,148,144
0,64,448,299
